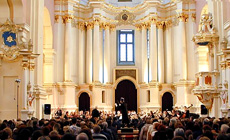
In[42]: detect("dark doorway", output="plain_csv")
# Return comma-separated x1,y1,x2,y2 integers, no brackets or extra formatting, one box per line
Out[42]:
115,80,137,112
79,92,90,112
162,92,173,112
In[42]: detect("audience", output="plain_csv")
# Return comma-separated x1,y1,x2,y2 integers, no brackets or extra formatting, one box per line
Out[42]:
0,110,230,140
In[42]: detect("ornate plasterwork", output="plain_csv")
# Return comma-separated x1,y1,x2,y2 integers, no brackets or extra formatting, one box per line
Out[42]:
115,10,136,25
0,19,23,61
192,13,219,46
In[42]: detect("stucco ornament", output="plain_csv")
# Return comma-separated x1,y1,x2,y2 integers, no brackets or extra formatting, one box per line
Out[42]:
0,19,24,61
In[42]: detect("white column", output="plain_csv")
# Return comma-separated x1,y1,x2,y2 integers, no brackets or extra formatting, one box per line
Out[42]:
213,43,218,71
86,23,93,84
93,18,101,83
149,21,158,82
142,25,148,83
104,24,111,84
165,23,173,83
78,23,85,84
22,65,28,110
157,22,164,83
54,16,64,82
178,14,187,80
64,16,73,82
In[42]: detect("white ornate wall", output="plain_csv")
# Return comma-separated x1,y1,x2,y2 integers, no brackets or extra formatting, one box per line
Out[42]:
1,0,230,120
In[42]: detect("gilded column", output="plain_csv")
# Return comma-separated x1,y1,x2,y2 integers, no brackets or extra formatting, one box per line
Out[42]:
149,17,158,82
93,17,101,83
165,20,173,83
178,13,188,80
157,21,164,83
141,23,148,83
78,22,85,84
63,15,74,82
86,22,93,84
104,23,111,84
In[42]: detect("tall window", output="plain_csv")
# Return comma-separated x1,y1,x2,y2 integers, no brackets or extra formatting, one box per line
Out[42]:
118,30,135,65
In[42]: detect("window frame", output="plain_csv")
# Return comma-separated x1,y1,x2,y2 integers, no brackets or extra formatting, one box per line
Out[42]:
117,30,135,65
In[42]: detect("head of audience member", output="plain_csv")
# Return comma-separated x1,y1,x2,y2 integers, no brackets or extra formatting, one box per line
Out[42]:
61,133,75,140
174,128,184,138
76,133,89,140
3,127,12,139
80,128,93,140
31,130,43,140
216,134,229,140
220,124,229,134
172,136,185,140
38,136,51,140
93,125,101,134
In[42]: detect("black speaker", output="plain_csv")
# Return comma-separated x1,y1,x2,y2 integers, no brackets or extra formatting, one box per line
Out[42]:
44,104,51,115
201,105,208,115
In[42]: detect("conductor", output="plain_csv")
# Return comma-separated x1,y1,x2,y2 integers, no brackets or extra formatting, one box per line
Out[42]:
115,97,129,127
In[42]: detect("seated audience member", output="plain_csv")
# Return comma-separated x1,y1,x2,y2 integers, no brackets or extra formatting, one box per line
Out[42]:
80,128,93,140
61,133,75,140
139,118,152,140
69,118,81,136
76,133,89,140
174,128,185,138
31,130,43,140
92,125,107,140
220,124,229,134
172,136,185,140
38,136,51,140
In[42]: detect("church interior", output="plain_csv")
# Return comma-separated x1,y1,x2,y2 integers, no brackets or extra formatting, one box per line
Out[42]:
0,0,230,121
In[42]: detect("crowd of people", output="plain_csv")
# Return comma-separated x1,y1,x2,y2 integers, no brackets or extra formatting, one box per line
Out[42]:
0,100,230,140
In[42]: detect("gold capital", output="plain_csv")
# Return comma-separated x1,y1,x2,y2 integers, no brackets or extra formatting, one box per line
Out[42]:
149,17,157,24
156,21,164,29
63,15,74,24
78,22,85,30
110,24,116,31
177,13,188,22
85,22,94,30
135,24,142,30
191,13,196,22
93,17,100,25
55,15,59,23
165,20,172,29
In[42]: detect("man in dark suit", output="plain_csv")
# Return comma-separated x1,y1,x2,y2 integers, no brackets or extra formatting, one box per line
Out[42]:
90,106,100,124
115,97,129,127
55,107,62,117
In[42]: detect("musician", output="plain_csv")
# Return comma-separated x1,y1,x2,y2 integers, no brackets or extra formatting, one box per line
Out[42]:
115,97,129,127
183,106,190,118
90,106,100,124
55,107,62,117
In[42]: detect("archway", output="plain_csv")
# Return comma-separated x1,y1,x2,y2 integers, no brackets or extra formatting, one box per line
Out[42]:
79,92,90,112
162,92,173,112
115,80,137,112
